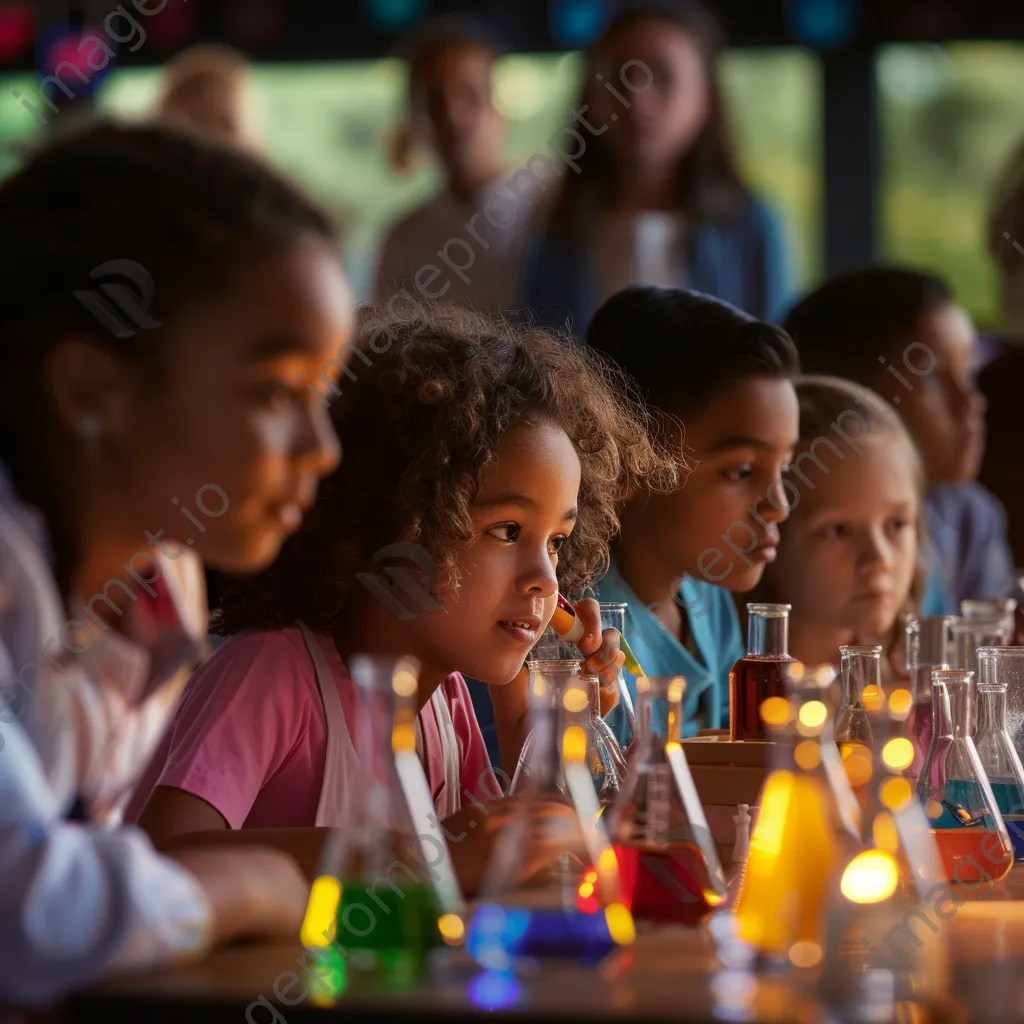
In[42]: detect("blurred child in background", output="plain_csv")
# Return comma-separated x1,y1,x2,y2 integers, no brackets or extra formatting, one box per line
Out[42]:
584,285,800,741
375,17,530,311
128,304,678,895
751,377,924,677
0,121,351,1005
521,0,794,335
154,44,263,152
784,266,1020,615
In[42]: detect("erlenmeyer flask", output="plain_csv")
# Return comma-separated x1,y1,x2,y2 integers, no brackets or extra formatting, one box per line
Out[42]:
979,646,1024,767
729,602,796,741
835,644,883,747
514,629,626,803
301,655,465,995
733,663,861,967
818,686,948,1023
975,648,1024,859
904,615,954,786
951,612,1013,679
599,601,637,746
466,661,634,970
916,669,1013,884
589,674,728,924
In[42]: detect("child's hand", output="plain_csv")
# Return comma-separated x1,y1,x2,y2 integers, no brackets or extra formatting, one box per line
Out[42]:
169,844,309,946
571,597,624,716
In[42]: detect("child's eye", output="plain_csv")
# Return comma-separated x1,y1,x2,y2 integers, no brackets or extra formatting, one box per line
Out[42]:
255,381,303,410
548,535,568,555
486,523,520,544
822,523,853,539
723,465,753,482
887,517,911,532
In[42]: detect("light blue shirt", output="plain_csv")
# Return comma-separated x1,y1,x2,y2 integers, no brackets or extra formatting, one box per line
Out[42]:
594,562,745,745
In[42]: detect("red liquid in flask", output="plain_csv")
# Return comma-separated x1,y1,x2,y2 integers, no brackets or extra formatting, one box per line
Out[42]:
613,843,720,925
729,656,795,741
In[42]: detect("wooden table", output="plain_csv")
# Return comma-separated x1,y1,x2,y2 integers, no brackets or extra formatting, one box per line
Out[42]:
66,869,1024,1024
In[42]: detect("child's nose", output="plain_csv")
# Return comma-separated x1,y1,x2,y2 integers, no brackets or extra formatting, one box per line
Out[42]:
522,548,558,596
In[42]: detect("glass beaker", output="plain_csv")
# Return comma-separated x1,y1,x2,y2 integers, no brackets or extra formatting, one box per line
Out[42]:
818,686,948,1023
732,663,861,967
835,644,883,747
962,597,1018,620
302,655,465,995
593,674,728,925
950,613,1014,698
466,662,634,970
916,669,1013,885
904,615,954,787
975,648,1024,859
599,602,637,747
974,646,1024,760
514,629,627,802
729,603,796,741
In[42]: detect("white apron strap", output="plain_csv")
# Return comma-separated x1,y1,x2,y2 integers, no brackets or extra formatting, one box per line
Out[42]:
299,624,358,828
430,688,462,819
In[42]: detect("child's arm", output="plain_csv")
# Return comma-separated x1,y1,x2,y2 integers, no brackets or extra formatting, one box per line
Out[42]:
0,703,307,1007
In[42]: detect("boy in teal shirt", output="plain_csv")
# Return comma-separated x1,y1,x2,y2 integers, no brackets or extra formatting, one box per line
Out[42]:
585,286,801,743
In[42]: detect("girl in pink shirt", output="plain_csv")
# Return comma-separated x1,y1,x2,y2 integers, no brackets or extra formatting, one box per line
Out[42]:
130,303,681,893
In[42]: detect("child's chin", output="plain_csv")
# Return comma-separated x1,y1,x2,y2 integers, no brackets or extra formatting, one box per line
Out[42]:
726,563,767,592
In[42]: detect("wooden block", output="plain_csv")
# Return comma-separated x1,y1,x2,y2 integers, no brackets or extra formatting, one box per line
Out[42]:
690,764,767,806
682,739,771,768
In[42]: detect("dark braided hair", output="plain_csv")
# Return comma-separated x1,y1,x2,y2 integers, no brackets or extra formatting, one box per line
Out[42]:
0,120,336,599
213,303,683,635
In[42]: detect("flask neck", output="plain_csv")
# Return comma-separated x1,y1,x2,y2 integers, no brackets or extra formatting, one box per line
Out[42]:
748,612,789,657
931,680,954,739
976,688,1008,737
841,652,881,708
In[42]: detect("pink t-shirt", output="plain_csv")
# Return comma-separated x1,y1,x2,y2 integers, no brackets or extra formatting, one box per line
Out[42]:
124,628,499,829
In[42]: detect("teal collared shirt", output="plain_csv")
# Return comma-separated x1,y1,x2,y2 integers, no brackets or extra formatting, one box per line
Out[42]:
594,562,744,744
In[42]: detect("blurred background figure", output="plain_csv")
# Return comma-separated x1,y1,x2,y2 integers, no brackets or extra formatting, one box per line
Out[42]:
978,138,1024,568
374,16,529,310
153,43,263,152
520,0,794,334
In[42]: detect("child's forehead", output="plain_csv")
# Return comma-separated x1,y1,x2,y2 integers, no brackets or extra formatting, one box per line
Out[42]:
684,376,799,452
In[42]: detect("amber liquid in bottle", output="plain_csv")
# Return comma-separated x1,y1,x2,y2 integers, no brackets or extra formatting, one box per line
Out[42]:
729,604,794,741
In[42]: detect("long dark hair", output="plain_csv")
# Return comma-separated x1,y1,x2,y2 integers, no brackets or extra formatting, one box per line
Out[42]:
546,0,750,241
0,122,334,600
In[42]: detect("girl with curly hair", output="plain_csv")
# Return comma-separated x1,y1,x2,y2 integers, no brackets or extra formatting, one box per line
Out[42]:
127,303,679,894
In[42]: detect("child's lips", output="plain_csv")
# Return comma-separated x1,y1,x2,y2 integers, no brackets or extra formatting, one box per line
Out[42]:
496,617,540,643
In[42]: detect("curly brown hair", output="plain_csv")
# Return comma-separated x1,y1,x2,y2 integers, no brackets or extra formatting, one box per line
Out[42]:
213,302,682,635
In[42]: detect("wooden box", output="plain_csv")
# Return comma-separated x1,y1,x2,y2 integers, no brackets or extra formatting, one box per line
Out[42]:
682,733,771,867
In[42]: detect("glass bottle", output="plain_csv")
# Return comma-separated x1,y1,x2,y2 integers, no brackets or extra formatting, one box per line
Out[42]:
950,611,1014,687
467,661,634,970
588,674,728,925
301,655,465,996
513,629,627,802
916,669,1013,884
599,602,637,746
978,646,1024,765
975,648,1024,860
732,663,862,966
818,685,948,1023
835,645,884,825
729,603,796,741
904,615,954,787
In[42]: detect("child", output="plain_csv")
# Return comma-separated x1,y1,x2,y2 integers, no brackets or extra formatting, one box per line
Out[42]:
375,17,529,311
751,377,924,676
0,122,351,1004
583,285,800,740
127,303,678,894
784,266,1020,614
521,1,793,334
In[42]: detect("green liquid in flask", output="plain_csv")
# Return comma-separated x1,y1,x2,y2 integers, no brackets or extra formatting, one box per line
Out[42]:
326,882,444,991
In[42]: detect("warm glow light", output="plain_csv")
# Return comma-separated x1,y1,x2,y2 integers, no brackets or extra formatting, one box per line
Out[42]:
794,740,821,771
789,941,822,968
880,777,912,810
598,847,618,874
747,770,794,858
563,686,589,713
839,742,873,787
862,684,885,712
604,902,636,945
438,913,465,945
925,799,944,821
787,661,806,685
882,737,915,771
760,696,790,728
872,812,899,855
578,881,595,899
798,700,828,730
301,876,341,948
563,724,587,764
392,722,416,753
840,850,899,904
635,675,650,695
888,688,913,718
392,668,417,697
668,677,685,704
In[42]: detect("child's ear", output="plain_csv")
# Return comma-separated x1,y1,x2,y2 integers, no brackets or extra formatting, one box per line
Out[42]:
44,336,134,443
